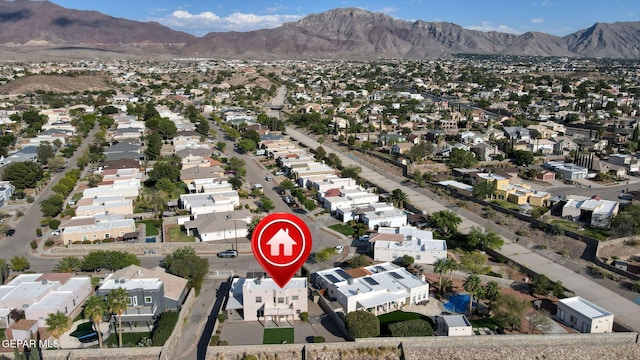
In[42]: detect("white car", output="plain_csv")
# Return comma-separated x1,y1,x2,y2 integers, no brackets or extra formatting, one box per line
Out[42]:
335,245,344,254
51,230,61,236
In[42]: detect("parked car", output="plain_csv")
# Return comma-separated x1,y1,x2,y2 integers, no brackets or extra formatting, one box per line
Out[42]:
335,245,344,254
357,234,370,242
5,229,15,236
51,230,61,236
217,249,238,258
265,176,273,181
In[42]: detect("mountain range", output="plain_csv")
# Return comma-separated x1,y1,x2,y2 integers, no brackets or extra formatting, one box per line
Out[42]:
0,1,639,60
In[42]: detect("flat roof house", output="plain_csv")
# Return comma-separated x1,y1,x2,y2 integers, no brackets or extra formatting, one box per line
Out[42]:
316,262,429,315
225,277,307,323
373,227,447,265
556,296,613,333
184,210,252,242
441,315,473,336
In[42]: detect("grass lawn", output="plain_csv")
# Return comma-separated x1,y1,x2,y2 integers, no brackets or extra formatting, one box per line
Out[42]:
168,226,195,242
550,219,609,241
137,220,159,236
71,192,83,201
263,328,294,344
103,331,150,347
490,200,520,210
469,317,502,329
328,223,355,237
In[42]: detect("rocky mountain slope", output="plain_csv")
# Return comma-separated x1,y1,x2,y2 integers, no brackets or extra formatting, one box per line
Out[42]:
0,3,638,60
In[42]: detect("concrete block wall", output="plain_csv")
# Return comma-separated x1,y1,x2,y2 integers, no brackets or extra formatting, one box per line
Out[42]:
159,288,197,360
46,241,252,256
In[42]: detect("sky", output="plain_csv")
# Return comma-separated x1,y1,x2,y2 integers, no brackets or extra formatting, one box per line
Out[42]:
46,0,638,37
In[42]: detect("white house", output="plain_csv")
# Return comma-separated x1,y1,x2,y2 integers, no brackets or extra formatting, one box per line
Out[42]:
0,274,91,328
225,277,308,322
555,296,614,333
183,210,251,242
373,227,447,265
561,195,619,229
360,204,407,230
315,262,429,315
322,188,380,212
179,192,239,215
441,315,473,336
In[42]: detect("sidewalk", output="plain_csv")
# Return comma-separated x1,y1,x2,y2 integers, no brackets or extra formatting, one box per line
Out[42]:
286,126,640,331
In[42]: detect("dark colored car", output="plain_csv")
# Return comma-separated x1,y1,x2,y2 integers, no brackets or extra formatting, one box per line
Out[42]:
217,249,238,258
5,229,15,236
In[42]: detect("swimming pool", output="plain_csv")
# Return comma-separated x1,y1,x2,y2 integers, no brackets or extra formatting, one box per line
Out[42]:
70,322,99,343
444,293,474,313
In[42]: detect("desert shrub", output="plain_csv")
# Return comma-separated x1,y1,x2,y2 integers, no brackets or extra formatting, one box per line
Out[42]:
630,281,640,293
345,310,380,338
299,312,309,321
217,313,227,323
35,228,42,237
81,240,91,244
49,219,61,230
72,241,81,245
312,336,325,343
30,240,37,249
44,239,55,247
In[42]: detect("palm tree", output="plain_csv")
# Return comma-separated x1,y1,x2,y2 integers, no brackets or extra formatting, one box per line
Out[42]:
467,226,505,251
433,258,458,296
84,296,107,348
390,189,409,208
463,274,482,315
429,210,462,236
107,288,129,348
53,256,82,273
45,311,70,349
482,280,501,305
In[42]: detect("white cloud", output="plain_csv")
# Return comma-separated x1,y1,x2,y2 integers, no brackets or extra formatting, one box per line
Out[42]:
465,21,519,34
153,10,302,36
377,7,398,15
531,18,544,24
265,4,286,14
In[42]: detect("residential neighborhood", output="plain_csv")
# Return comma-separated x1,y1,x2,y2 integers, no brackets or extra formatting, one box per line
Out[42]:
0,54,638,358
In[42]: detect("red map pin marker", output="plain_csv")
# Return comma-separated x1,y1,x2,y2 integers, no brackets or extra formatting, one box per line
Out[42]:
251,213,312,288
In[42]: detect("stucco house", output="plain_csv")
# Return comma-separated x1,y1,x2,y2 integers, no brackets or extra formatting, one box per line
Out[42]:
555,296,613,333
183,210,252,242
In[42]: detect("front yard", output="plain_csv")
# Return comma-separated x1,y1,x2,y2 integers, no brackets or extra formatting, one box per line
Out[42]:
263,327,294,344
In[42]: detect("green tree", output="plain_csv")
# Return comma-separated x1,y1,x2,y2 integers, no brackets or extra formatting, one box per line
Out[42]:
45,311,70,349
390,189,409,208
151,310,179,346
40,194,65,217
530,274,564,298
145,132,162,160
54,256,82,273
315,146,326,161
47,156,66,172
259,196,275,212
107,287,129,348
0,258,8,283
157,118,177,139
433,258,457,295
242,129,261,144
237,138,257,153
528,309,553,334
162,247,209,294
482,280,501,303
226,157,246,177
349,255,372,268
512,150,535,166
494,293,531,331
148,161,181,183
81,250,140,272
401,255,415,267
84,295,107,348
325,153,342,168
37,141,56,164
460,251,491,275
9,256,29,272
463,274,483,314
472,180,497,199
467,226,504,251
279,179,295,190
341,166,362,180
216,141,227,153
429,210,462,236
448,148,478,168
3,162,44,189
196,118,210,139
345,310,380,338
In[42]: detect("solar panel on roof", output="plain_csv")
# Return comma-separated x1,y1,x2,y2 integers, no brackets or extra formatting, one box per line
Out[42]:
389,272,404,280
325,274,340,283
335,269,352,280
363,277,379,286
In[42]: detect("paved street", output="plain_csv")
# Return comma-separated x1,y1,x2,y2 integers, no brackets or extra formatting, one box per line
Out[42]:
285,125,640,331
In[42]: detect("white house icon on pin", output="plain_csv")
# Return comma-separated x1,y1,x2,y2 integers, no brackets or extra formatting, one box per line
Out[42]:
266,228,297,256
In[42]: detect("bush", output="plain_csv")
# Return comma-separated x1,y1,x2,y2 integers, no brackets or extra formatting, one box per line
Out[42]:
44,239,55,247
345,310,380,338
30,240,37,249
349,255,372,268
299,312,309,321
630,281,640,293
312,336,325,343
209,336,220,346
36,228,42,237
388,319,433,337
49,219,61,230
81,240,91,244
217,313,227,323
151,310,179,346
72,241,81,245
26,196,35,203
